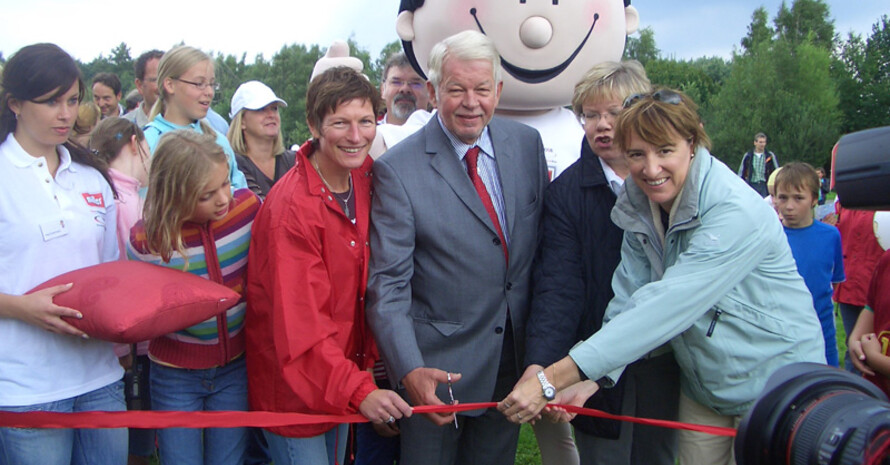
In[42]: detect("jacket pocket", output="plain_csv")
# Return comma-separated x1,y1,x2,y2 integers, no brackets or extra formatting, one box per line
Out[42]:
414,317,463,337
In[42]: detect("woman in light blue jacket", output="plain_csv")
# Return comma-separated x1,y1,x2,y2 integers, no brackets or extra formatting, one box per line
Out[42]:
500,89,825,465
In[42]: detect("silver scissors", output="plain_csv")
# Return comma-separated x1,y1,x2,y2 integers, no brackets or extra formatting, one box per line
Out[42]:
447,372,458,429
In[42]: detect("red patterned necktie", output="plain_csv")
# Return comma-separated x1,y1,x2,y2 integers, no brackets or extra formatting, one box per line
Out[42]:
465,146,508,262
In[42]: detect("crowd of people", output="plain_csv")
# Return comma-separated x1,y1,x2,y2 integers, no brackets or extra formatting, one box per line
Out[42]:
0,30,883,465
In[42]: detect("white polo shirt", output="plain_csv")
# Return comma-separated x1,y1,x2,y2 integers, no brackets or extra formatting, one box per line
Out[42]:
0,134,123,406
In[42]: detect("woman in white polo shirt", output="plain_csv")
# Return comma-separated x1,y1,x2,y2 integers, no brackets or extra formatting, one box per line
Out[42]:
0,43,126,465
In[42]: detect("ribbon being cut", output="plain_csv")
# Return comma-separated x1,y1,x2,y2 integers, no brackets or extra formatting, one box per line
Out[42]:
0,403,737,437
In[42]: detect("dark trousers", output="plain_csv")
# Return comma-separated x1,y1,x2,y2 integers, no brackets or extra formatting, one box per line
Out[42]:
576,353,680,465
747,180,768,197
399,320,520,465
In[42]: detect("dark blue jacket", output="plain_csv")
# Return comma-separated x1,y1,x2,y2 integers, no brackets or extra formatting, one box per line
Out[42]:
524,138,626,438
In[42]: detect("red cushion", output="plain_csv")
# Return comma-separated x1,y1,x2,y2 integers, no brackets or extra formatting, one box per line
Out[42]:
27,261,240,343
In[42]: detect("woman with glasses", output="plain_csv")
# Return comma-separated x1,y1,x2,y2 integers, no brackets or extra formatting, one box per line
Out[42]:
144,45,246,190
500,88,825,465
226,81,294,199
523,61,681,465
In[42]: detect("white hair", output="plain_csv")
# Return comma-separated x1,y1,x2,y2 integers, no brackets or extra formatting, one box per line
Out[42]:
427,30,502,94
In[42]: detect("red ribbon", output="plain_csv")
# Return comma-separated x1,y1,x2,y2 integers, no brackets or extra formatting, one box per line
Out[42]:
0,403,735,437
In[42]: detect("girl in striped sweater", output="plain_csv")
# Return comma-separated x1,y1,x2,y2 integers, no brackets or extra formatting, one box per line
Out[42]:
128,129,260,465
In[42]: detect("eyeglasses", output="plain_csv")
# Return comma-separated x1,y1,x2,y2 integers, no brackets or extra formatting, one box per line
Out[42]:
175,78,219,92
622,89,683,109
387,78,425,91
580,108,621,126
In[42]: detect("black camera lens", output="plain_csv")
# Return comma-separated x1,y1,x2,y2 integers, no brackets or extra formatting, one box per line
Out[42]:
736,362,890,465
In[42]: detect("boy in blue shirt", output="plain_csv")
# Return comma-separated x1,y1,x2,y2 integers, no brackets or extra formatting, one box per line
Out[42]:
776,162,846,366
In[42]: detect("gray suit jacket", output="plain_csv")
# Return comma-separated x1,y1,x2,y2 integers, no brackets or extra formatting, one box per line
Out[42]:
367,116,547,407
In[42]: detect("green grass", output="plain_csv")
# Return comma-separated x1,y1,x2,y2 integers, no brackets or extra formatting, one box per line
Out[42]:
516,423,542,465
836,303,849,369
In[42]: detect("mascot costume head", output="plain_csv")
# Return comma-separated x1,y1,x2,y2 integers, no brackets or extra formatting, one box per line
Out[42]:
395,0,639,111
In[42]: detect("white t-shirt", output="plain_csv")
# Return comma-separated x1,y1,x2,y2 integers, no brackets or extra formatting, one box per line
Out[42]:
0,134,123,406
499,107,584,182
377,109,435,150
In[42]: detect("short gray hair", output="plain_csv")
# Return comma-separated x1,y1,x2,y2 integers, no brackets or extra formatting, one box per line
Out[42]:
427,30,501,92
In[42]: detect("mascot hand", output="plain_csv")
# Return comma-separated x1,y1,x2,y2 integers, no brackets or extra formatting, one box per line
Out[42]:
310,40,364,81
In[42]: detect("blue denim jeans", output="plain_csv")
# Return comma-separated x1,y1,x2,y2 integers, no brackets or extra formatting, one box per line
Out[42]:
264,425,347,465
150,357,247,465
0,380,127,465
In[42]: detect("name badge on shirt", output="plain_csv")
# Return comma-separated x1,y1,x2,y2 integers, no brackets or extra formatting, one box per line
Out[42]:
40,218,69,242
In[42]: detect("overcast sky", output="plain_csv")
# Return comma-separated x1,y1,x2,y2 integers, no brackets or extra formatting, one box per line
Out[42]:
0,1,885,64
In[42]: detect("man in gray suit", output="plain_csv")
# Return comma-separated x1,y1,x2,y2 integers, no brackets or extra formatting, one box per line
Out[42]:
367,30,548,464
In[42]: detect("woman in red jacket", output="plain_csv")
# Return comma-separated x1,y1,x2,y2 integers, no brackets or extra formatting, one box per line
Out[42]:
245,67,412,465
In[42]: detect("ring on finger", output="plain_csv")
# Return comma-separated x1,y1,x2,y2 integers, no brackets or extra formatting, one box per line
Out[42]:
516,413,523,420
504,402,512,409
385,415,395,424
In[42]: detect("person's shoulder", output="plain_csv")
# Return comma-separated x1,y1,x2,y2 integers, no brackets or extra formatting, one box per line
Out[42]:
281,150,297,166
66,151,110,185
378,123,433,164
811,219,842,238
234,152,251,166
127,219,149,254
549,157,585,189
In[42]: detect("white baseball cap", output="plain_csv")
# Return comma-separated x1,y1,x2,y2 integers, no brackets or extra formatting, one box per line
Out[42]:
229,81,288,119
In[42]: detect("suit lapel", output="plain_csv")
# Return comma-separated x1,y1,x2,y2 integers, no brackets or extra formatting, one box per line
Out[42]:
489,119,518,242
425,119,500,236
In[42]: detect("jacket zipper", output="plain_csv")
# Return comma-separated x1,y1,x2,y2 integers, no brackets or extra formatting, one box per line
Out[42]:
200,223,230,365
707,309,723,337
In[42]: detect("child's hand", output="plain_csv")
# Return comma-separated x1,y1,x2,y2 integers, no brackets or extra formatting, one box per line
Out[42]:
849,338,875,376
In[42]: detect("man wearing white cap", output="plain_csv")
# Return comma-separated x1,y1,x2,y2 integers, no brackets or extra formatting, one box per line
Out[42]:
227,80,294,199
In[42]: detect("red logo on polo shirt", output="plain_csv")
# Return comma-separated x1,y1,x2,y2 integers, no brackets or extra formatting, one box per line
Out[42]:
82,193,105,208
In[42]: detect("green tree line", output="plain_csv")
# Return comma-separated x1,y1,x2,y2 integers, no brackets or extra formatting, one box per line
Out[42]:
623,1,888,171
27,0,888,170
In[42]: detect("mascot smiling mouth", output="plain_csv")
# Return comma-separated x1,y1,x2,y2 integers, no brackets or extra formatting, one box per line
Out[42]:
470,7,600,84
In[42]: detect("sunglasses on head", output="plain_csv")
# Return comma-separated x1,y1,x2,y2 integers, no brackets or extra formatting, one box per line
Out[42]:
623,89,683,109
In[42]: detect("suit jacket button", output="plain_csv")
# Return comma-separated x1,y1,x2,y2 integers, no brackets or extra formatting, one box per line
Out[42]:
506,282,513,290
493,237,501,246
495,326,504,334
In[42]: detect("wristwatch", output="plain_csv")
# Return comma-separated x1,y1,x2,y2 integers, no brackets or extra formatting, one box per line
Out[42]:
537,370,556,400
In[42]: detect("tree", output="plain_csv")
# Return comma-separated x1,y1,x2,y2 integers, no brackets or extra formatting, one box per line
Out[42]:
644,58,724,112
264,43,325,146
79,43,136,98
347,38,376,84
834,16,890,133
623,27,659,66
709,37,841,170
373,40,404,80
741,7,773,53
774,0,835,50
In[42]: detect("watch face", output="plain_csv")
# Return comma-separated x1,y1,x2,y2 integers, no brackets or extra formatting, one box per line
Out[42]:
543,386,556,400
